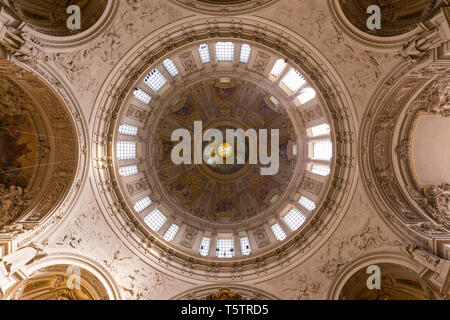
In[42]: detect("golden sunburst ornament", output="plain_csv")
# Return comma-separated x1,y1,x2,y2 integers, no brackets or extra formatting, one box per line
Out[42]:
217,143,233,158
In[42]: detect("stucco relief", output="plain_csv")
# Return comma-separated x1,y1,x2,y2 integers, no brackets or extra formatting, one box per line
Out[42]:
44,191,193,300
170,0,278,15
259,0,400,117
399,73,450,230
264,187,402,300
317,222,401,280
50,0,184,105
174,285,277,300
361,53,450,250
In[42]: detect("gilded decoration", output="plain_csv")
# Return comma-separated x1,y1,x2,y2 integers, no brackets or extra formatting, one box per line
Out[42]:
154,81,296,223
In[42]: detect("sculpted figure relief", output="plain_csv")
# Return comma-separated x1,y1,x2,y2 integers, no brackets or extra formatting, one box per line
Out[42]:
0,79,26,116
401,28,444,60
0,184,33,230
425,75,450,117
416,184,450,230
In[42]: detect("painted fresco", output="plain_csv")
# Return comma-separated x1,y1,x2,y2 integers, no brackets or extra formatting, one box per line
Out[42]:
213,85,238,102
0,113,38,190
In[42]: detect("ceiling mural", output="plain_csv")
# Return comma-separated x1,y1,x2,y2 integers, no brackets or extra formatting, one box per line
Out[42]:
154,81,296,223
0,77,39,230
0,63,79,234
0,113,38,227
0,82,38,191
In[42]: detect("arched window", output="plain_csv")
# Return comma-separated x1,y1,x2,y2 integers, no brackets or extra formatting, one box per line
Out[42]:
198,44,211,63
133,88,152,104
270,59,287,77
215,42,235,62
163,224,180,241
271,223,287,241
162,59,179,77
313,140,333,160
119,165,138,177
117,141,137,160
297,87,316,104
216,236,235,258
298,196,316,212
144,208,167,231
199,236,211,256
281,69,306,92
283,208,306,231
119,124,139,136
134,196,152,213
144,69,167,92
240,236,251,255
310,124,330,137
239,44,251,63
311,164,331,176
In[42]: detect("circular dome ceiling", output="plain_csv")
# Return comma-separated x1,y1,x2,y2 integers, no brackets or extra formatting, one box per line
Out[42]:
111,40,336,261
152,80,298,224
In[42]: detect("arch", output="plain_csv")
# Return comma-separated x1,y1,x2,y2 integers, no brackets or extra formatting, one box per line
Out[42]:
328,0,443,49
2,0,119,49
171,283,281,300
359,54,450,251
5,252,122,300
328,250,437,300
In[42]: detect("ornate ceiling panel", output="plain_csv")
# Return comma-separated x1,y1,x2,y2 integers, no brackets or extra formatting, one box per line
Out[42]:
0,61,79,235
412,116,450,184
173,285,278,300
1,0,449,301
152,80,297,224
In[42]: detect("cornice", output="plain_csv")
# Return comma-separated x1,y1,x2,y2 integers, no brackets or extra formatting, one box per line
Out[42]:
169,0,279,15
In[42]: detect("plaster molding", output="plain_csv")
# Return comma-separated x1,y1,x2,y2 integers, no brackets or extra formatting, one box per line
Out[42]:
327,249,444,300
169,0,279,15
172,283,281,300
